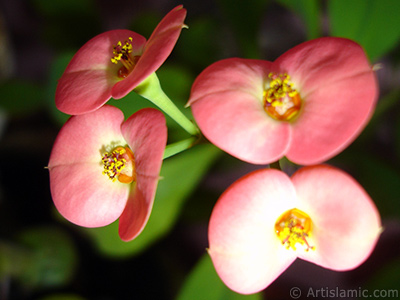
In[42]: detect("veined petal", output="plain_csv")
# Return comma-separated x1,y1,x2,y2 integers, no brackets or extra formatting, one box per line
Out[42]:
48,105,126,167
286,71,377,164
189,58,290,164
118,108,167,241
275,37,375,97
56,30,146,115
112,5,187,99
118,176,157,241
50,163,129,227
121,108,167,177
208,169,298,294
188,58,270,106
48,106,132,227
274,37,378,164
291,165,381,271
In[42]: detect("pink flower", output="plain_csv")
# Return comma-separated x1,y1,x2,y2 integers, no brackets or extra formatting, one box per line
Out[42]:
56,5,186,115
187,37,378,165
208,165,381,294
48,105,167,241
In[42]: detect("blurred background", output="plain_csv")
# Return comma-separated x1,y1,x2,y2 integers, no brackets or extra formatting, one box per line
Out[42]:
0,0,400,299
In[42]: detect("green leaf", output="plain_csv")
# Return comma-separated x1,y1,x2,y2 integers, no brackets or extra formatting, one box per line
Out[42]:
328,0,400,61
176,254,262,300
0,241,31,279
276,0,321,39
16,227,77,289
85,143,221,258
0,80,45,115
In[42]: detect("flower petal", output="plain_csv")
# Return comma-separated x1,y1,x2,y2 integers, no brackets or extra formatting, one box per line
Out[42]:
118,108,167,241
118,177,156,242
112,5,187,99
275,37,375,96
287,72,377,164
275,37,378,164
50,164,129,227
48,105,126,166
189,58,290,164
291,165,381,271
208,169,298,294
56,30,146,115
48,106,131,227
121,108,167,177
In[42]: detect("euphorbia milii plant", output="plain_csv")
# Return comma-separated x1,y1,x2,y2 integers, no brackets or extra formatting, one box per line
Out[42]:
56,5,185,114
208,165,381,294
48,105,167,241
187,37,378,165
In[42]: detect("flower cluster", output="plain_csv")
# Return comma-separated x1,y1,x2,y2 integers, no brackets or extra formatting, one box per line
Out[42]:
48,4,382,295
187,37,382,294
49,5,186,241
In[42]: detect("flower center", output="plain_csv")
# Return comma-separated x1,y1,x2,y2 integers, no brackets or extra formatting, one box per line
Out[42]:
274,208,314,251
263,73,302,121
102,146,136,184
111,37,140,79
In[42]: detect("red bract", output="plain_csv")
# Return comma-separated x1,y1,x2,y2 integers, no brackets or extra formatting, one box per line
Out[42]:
187,37,378,165
208,165,381,294
56,5,186,115
48,105,167,241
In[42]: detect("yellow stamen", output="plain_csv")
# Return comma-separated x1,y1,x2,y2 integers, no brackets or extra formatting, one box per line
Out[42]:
102,146,136,184
263,73,302,121
275,208,315,251
111,37,140,78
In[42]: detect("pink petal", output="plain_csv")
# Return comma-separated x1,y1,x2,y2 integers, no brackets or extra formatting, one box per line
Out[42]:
189,58,290,165
291,165,381,271
118,108,167,241
48,106,131,227
50,164,130,227
118,177,157,242
121,108,167,177
208,169,298,294
48,105,126,166
112,5,187,99
56,30,146,115
275,37,378,164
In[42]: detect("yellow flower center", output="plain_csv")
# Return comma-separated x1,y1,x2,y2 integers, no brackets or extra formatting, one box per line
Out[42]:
111,37,140,78
275,208,315,251
102,146,136,184
263,73,302,121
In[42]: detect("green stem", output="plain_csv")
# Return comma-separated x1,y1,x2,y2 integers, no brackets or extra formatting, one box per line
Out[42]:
163,137,197,159
134,73,199,136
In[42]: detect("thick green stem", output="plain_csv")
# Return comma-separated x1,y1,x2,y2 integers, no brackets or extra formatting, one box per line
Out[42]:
134,73,199,136
163,137,197,159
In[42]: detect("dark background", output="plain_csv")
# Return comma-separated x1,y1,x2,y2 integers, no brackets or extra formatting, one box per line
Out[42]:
1,0,400,299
